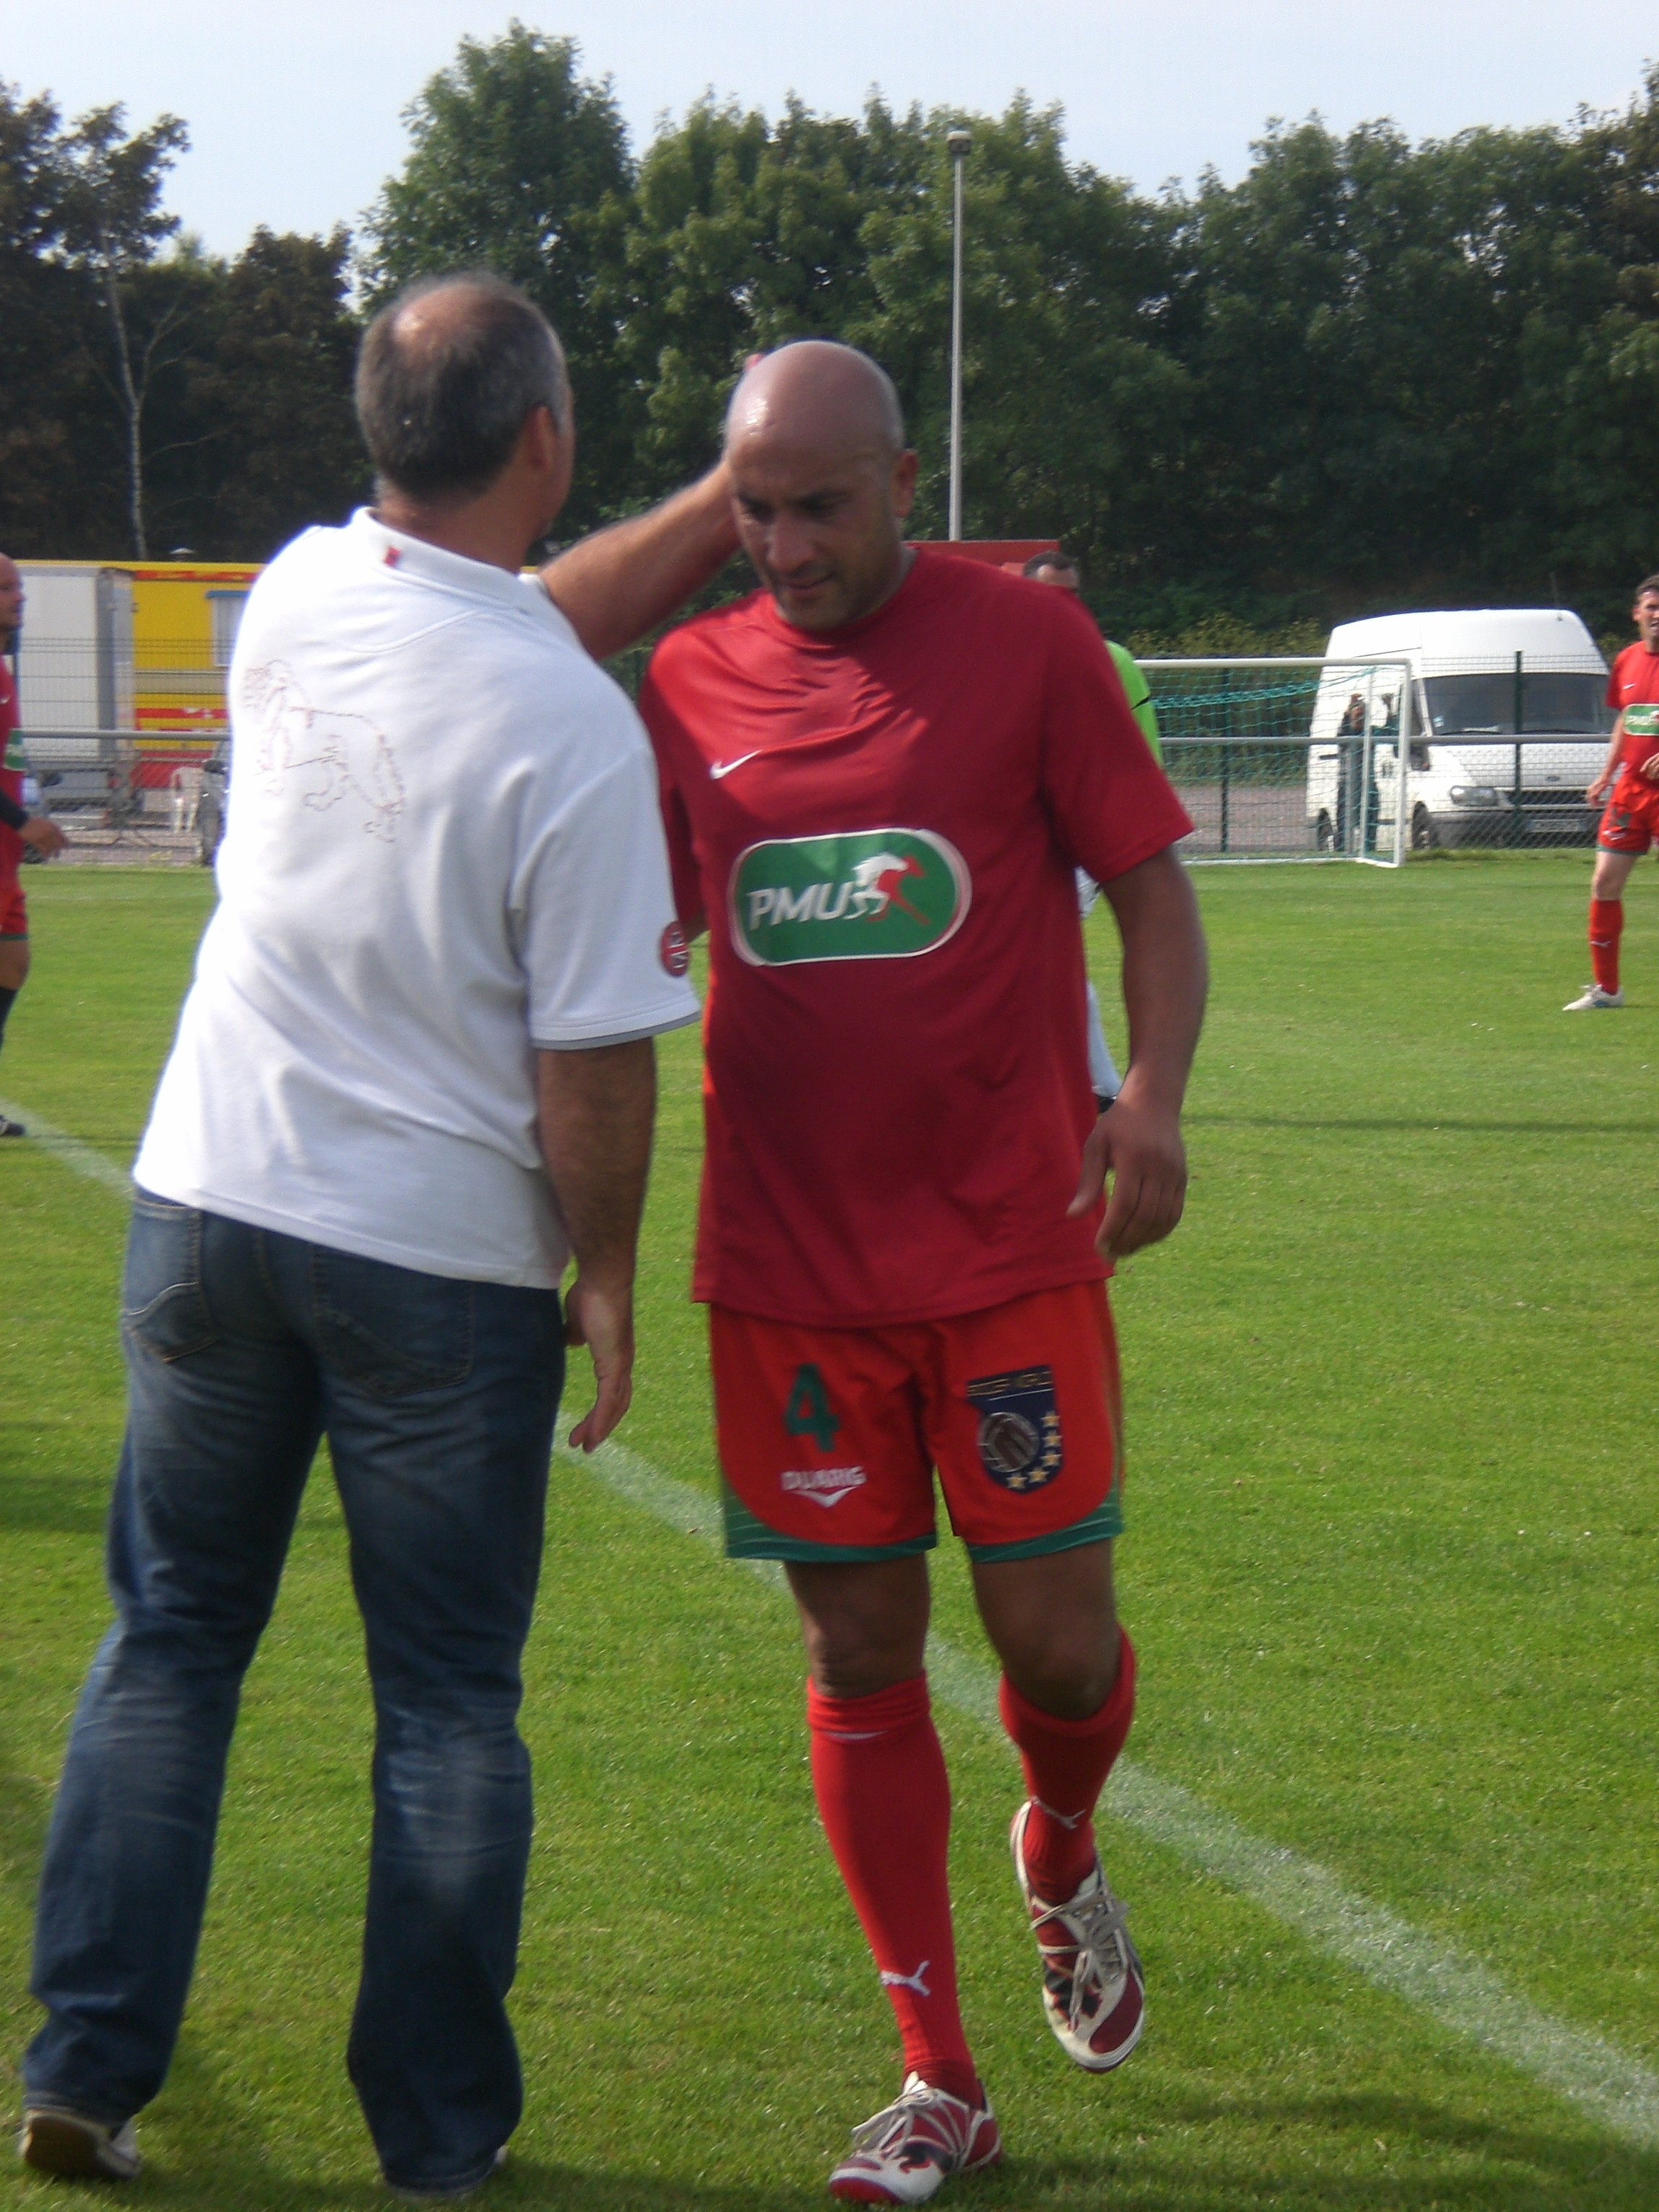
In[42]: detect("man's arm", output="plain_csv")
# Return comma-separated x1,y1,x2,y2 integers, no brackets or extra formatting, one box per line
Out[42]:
0,788,66,855
1070,848,1208,1259
536,1038,657,1450
1588,714,1625,804
539,465,738,663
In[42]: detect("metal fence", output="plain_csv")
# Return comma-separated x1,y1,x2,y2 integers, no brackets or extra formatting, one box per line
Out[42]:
17,732,225,868
16,634,230,741
15,633,228,853
1145,655,1610,863
14,642,1612,868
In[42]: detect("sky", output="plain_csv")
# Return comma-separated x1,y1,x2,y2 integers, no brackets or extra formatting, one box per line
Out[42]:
8,1,1655,258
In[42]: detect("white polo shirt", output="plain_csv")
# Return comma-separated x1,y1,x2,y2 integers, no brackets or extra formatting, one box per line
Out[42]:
135,510,699,1287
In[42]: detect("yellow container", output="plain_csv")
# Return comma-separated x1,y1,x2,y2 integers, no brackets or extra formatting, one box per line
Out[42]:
122,563,263,777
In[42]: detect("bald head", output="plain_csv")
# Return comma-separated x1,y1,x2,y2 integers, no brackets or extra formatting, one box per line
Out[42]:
356,271,570,505
0,554,21,641
726,342,904,466
724,343,917,631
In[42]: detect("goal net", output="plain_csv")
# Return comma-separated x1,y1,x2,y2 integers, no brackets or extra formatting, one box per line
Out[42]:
1143,655,1610,865
1142,656,1414,866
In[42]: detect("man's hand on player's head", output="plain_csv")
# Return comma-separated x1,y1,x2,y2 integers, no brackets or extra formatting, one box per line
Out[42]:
19,815,66,858
563,1274,634,1452
1069,1088,1188,1259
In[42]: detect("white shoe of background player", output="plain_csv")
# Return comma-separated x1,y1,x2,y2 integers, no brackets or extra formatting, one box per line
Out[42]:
1563,983,1624,1010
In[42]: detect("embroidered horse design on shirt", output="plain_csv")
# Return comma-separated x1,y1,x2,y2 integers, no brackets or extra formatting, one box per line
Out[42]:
245,660,405,842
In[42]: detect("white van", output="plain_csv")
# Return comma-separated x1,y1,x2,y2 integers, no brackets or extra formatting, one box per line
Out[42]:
1306,610,1609,851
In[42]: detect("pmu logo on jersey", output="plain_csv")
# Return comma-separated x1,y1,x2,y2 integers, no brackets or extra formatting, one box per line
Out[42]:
729,828,971,966
1624,703,1659,737
966,1367,1064,1492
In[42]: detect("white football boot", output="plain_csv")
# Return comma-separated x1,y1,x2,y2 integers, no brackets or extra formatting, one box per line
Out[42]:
1010,1799,1145,2071
827,2073,1002,2203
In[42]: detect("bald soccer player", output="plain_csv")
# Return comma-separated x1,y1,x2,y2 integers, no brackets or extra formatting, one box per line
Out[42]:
639,343,1206,2203
1,554,69,1134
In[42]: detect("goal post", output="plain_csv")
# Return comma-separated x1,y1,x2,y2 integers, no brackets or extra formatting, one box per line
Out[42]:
1140,656,1416,867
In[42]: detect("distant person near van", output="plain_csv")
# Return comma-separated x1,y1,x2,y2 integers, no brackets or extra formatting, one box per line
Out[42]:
0,551,68,1136
1566,573,1659,1011
1022,552,1162,763
1023,551,1162,1107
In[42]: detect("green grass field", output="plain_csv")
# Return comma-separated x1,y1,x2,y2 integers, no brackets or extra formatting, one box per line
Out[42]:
2,855,1656,2210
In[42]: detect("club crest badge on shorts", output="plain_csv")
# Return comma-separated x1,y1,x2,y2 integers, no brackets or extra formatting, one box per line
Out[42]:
966,1366,1064,1491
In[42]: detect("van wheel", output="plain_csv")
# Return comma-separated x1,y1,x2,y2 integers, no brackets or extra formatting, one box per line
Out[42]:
1411,804,1437,851
1315,811,1334,853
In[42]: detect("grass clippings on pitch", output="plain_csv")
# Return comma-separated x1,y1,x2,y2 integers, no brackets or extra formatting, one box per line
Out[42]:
1,855,1656,2210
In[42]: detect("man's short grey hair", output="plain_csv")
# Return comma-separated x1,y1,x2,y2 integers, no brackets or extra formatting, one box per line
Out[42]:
356,273,571,505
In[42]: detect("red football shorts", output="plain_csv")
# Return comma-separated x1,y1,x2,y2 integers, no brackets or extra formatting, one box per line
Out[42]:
0,867,25,939
1599,777,1659,857
711,1282,1123,1565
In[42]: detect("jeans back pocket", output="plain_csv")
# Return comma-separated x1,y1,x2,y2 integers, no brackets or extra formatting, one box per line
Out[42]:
122,1192,220,1362
309,1247,475,1398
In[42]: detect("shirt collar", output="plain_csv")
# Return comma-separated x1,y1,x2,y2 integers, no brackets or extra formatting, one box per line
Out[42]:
349,507,547,613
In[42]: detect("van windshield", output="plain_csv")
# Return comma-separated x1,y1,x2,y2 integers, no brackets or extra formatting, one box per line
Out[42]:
1424,672,1608,737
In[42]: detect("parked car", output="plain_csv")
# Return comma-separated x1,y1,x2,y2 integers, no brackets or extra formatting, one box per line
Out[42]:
22,730,142,824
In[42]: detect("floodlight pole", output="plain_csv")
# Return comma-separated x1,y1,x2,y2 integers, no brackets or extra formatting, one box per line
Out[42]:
947,128,971,540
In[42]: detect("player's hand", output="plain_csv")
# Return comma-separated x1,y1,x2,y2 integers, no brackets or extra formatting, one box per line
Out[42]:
1640,752,1659,783
1069,1089,1188,1260
1586,775,1609,804
19,815,66,858
563,1275,634,1451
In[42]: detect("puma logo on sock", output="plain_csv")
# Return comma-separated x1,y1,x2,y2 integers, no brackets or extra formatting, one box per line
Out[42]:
879,1960,932,1998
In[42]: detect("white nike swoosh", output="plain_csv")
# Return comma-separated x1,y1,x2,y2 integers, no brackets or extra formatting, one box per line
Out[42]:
709,751,761,780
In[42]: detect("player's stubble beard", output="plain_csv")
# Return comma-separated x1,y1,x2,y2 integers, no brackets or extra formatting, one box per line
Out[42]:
759,529,911,635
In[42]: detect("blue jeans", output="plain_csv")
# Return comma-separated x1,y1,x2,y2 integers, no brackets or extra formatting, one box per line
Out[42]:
25,1193,565,2193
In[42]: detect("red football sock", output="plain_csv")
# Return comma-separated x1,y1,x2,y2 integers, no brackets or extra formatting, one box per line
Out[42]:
999,1629,1136,1904
806,1674,979,2106
1590,899,1624,994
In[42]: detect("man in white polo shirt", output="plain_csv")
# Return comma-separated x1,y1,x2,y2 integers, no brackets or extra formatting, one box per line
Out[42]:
20,274,723,2199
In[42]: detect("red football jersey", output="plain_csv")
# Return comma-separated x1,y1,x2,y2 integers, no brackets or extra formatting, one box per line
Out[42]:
1606,642,1659,778
638,549,1194,1328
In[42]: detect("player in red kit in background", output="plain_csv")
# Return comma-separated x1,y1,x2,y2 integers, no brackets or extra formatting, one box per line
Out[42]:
0,552,70,1135
1568,572,1659,1010
639,343,1207,2203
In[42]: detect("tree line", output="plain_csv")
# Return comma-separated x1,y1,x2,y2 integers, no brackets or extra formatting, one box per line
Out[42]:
4,24,1658,641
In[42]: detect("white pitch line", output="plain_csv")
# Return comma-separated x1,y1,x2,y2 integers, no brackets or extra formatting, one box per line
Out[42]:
17,1107,1658,2154
0,1095,134,1199
562,1430,1659,2154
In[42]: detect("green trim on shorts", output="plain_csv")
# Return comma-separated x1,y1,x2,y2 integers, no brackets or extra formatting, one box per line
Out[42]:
965,1495,1123,1566
0,931,27,941
720,1480,938,1565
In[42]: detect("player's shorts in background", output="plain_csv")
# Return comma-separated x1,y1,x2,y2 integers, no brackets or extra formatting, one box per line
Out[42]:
711,1282,1122,1565
0,871,26,939
1598,778,1659,856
